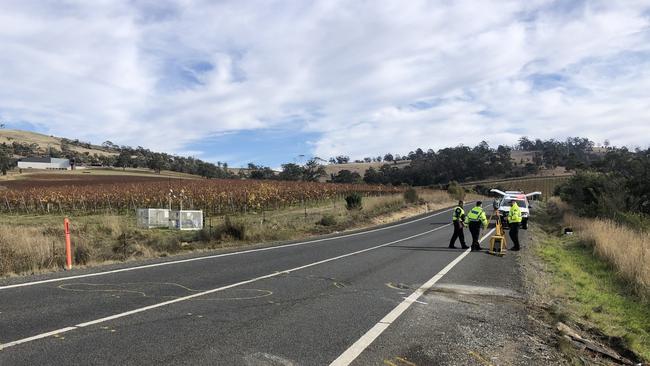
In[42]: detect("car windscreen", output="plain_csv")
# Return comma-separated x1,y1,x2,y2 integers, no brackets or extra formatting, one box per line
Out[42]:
502,198,527,208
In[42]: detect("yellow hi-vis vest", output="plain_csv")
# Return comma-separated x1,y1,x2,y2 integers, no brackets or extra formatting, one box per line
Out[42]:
452,206,465,222
508,202,522,223
465,206,488,228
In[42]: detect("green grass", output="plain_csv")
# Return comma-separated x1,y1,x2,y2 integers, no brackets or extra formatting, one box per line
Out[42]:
535,229,650,361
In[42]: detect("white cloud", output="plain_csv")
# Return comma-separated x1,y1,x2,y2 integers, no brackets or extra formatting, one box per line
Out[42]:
0,0,649,160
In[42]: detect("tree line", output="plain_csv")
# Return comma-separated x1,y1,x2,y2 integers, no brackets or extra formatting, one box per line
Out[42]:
557,147,650,225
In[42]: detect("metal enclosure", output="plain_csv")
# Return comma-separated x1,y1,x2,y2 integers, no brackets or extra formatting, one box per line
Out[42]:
169,210,203,230
136,208,170,229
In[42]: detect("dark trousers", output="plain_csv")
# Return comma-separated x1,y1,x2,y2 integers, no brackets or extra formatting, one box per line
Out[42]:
509,222,520,249
468,221,482,250
449,222,466,248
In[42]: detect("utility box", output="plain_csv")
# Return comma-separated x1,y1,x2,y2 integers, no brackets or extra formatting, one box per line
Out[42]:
136,208,170,229
169,210,203,231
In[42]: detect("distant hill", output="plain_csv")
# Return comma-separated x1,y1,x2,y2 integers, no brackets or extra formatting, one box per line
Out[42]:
0,129,115,157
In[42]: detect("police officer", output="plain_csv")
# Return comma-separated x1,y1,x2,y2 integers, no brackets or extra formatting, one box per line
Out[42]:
465,201,488,251
508,201,522,251
449,200,468,249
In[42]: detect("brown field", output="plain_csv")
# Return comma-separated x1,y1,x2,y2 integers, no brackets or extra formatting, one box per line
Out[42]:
0,173,174,189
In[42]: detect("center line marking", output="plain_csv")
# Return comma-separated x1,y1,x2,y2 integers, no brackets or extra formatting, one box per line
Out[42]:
329,228,496,366
0,223,455,351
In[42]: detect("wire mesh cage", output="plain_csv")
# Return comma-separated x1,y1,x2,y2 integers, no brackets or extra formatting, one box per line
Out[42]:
136,208,170,229
169,210,203,231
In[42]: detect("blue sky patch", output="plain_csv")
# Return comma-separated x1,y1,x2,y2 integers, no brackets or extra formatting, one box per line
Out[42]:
187,129,321,168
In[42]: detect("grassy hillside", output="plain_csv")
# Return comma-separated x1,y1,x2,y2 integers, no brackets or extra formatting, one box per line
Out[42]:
0,129,114,157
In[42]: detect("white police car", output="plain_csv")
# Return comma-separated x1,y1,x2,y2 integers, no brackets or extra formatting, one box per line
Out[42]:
490,189,542,229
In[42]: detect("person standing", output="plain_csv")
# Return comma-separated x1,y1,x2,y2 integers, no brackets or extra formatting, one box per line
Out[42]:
449,200,468,249
508,201,522,251
465,201,488,251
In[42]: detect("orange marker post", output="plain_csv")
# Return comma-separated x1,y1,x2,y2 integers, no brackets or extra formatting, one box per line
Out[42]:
64,218,72,270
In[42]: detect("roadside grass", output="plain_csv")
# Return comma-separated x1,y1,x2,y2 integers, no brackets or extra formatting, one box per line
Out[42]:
564,214,650,297
0,189,471,278
531,200,650,362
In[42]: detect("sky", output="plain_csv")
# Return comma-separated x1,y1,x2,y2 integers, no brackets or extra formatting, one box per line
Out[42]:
1,1,649,167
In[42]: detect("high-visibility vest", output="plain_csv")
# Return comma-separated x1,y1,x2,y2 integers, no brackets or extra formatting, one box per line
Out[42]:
465,206,487,227
452,206,465,222
508,203,522,223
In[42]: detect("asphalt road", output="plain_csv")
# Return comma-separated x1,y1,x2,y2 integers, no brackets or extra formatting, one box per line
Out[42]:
0,204,522,366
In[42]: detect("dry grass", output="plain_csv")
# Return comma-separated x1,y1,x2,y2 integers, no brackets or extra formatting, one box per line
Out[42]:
0,225,61,275
564,213,650,297
546,197,650,298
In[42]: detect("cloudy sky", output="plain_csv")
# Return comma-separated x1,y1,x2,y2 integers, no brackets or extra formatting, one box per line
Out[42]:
1,1,649,167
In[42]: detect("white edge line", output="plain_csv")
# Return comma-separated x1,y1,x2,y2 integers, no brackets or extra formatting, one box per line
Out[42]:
0,206,462,291
329,228,496,366
0,223,454,350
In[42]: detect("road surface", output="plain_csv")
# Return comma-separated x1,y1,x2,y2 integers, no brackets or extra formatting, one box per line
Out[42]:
0,204,546,365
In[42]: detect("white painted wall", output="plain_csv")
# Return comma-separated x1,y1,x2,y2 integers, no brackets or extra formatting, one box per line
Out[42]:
17,159,70,170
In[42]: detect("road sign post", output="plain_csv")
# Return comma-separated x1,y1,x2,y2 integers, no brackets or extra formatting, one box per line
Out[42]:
64,218,72,270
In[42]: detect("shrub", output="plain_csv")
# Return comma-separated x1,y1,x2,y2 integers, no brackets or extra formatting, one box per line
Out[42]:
318,214,337,226
447,181,466,201
74,244,91,265
345,193,363,210
403,188,419,204
557,172,628,218
222,216,247,240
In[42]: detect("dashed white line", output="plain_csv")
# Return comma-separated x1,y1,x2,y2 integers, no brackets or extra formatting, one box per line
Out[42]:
329,228,496,366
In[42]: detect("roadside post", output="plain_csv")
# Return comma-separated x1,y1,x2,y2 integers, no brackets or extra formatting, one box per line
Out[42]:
64,218,72,270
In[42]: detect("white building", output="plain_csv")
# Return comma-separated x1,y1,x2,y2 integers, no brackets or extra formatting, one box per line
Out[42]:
17,157,71,170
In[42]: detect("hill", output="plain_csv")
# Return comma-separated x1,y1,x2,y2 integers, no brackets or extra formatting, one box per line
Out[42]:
0,129,114,157
0,129,232,179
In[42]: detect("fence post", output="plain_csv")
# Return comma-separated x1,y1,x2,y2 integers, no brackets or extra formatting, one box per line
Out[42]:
64,218,72,270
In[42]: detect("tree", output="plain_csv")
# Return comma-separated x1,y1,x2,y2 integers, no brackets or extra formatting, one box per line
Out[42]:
335,155,350,164
329,169,362,184
248,163,276,180
278,163,303,181
383,153,394,162
518,137,535,151
147,155,168,173
0,147,15,175
302,159,327,182
115,151,131,171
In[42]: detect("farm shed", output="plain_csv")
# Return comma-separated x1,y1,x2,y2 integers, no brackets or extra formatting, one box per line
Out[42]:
17,157,71,170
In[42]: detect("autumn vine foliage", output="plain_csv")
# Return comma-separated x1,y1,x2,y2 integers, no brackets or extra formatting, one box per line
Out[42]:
0,178,402,215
